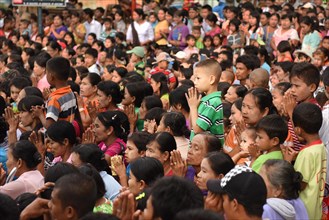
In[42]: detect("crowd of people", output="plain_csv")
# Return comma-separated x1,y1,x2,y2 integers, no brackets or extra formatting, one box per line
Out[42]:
0,0,328,219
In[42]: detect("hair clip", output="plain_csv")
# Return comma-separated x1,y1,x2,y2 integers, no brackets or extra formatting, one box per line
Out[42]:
120,125,125,133
112,114,117,120
136,192,145,200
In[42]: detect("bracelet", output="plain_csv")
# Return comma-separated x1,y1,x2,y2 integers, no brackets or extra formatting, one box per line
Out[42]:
79,108,85,112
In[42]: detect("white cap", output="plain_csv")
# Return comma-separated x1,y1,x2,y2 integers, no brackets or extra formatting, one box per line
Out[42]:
174,51,187,59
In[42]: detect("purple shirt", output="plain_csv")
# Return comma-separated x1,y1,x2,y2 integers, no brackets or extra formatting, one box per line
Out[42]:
168,25,189,50
50,25,67,41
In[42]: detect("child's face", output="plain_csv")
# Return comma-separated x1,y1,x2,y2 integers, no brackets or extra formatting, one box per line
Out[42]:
10,85,21,102
64,34,73,45
104,21,112,30
312,54,324,68
62,48,70,59
248,16,258,26
192,30,201,39
187,38,196,47
87,35,94,45
204,39,212,47
290,76,315,102
240,130,255,151
193,18,201,27
76,57,84,66
193,67,212,94
322,39,329,50
122,87,134,106
149,15,157,23
229,23,236,32
255,129,273,151
272,88,284,115
125,140,142,163
84,54,96,67
213,36,221,46
158,60,168,70
280,18,291,30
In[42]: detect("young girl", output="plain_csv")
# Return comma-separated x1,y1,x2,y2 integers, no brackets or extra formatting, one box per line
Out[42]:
276,40,293,62
199,35,214,57
144,107,166,134
146,132,176,176
150,72,170,110
47,120,77,164
271,82,291,117
92,111,129,165
21,48,35,71
157,112,190,160
87,33,97,46
195,152,235,191
227,18,243,51
97,81,122,111
33,52,52,92
244,10,264,46
312,47,329,74
100,18,117,42
122,81,153,131
114,10,126,33
213,34,223,53
169,85,191,129
18,96,44,134
300,16,321,54
16,86,43,104
63,32,76,48
269,61,293,87
111,67,127,84
139,95,163,120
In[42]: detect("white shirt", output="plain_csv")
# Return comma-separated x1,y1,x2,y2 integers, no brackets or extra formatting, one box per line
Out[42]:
88,63,103,76
84,19,102,41
319,104,329,183
126,21,154,44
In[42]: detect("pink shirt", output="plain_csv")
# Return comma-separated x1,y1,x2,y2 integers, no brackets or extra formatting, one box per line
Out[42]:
37,74,50,92
99,138,126,157
0,170,44,199
52,153,73,164
273,28,299,46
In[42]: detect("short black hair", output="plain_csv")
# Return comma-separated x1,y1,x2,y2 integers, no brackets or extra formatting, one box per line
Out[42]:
142,95,163,111
128,131,152,152
290,62,320,88
236,55,257,70
174,209,225,220
46,57,71,81
85,48,98,59
292,102,322,134
162,112,189,137
256,114,288,144
144,107,166,125
130,157,164,186
9,76,31,89
54,173,97,218
34,51,52,68
277,40,291,53
11,140,42,169
97,81,122,104
169,85,191,113
18,95,44,112
0,193,19,220
322,66,329,86
151,176,203,220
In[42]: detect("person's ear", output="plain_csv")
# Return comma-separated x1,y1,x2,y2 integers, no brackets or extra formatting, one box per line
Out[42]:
294,126,303,136
107,126,114,136
63,138,70,147
262,107,269,117
139,150,146,157
165,126,171,133
218,173,224,179
17,158,23,169
92,85,98,93
270,137,280,147
161,151,170,162
209,74,216,85
139,180,146,190
65,206,76,219
231,198,239,211
273,186,283,198
108,95,113,103
309,83,317,93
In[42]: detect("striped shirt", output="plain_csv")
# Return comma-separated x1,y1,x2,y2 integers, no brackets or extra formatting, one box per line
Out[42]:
46,86,77,122
190,91,224,145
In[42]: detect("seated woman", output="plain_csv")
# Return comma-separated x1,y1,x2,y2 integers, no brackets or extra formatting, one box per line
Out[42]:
260,159,309,220
146,132,176,176
0,140,44,199
71,143,121,201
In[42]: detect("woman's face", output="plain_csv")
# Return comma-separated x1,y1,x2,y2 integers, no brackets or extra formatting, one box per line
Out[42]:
248,15,257,26
158,10,165,21
224,87,238,104
187,134,207,166
97,90,110,109
111,70,122,83
150,78,160,94
128,171,143,196
300,23,311,35
260,14,268,26
242,93,267,126
46,46,59,58
196,158,218,190
166,13,173,23
33,62,45,77
125,140,143,163
229,104,243,125
146,140,166,164
48,137,66,158
102,68,112,81
71,152,83,167
93,117,110,143
133,11,141,21
87,35,95,45
80,77,97,98
121,87,134,106
53,16,63,27
71,15,79,24
156,117,168,133
6,149,18,174
19,111,34,127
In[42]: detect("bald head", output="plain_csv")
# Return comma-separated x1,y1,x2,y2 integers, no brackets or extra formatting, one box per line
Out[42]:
249,68,269,89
